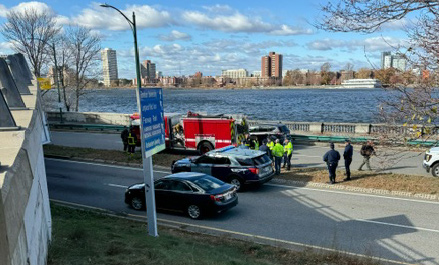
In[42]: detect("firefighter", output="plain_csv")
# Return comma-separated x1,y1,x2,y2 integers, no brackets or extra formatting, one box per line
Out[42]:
127,127,137,154
272,139,284,175
282,139,293,171
243,134,251,148
267,138,274,162
249,136,259,150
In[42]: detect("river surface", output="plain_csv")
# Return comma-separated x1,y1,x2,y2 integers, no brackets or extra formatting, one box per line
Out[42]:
44,88,394,123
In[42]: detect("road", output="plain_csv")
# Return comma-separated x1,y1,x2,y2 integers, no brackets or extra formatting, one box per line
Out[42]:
46,158,439,265
50,131,429,176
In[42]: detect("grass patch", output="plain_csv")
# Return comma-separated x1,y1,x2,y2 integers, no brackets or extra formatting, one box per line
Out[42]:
43,144,185,168
48,204,381,265
277,167,439,195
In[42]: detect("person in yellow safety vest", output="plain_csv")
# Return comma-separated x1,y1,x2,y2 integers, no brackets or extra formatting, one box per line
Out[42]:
267,138,275,162
243,134,251,148
272,139,284,175
282,139,293,171
127,128,138,154
250,137,259,150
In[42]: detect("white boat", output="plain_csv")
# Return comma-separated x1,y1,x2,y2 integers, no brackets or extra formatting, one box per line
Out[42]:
341,79,382,88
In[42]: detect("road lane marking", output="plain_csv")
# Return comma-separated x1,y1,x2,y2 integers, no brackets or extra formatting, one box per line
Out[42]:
108,183,128,189
45,157,171,174
49,199,411,265
355,219,439,233
292,154,322,158
267,183,439,205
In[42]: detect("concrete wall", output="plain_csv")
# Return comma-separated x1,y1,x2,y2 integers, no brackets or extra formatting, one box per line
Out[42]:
0,56,51,265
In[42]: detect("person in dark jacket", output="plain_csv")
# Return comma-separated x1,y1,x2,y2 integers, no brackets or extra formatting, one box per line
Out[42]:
358,140,375,171
343,139,353,181
121,126,129,152
259,140,271,158
323,143,341,184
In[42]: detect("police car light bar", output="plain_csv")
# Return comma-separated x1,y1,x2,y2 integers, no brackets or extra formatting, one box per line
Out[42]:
215,145,235,153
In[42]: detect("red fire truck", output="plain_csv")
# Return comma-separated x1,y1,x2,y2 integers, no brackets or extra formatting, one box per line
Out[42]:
130,112,248,154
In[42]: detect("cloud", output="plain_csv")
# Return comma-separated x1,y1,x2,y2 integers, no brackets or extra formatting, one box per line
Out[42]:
0,4,7,17
306,36,408,52
270,25,313,36
0,41,14,51
202,4,233,13
158,30,192,41
72,3,174,30
182,8,312,36
9,1,54,15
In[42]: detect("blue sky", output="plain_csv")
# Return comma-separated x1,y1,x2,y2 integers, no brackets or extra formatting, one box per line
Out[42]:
0,1,411,79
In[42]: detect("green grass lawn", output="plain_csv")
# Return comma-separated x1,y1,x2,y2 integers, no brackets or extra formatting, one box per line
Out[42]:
48,204,381,265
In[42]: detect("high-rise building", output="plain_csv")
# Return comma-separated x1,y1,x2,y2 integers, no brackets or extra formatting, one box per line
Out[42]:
381,51,391,69
141,60,156,80
101,48,118,87
222,69,248,78
261,52,283,78
381,51,407,71
392,54,407,72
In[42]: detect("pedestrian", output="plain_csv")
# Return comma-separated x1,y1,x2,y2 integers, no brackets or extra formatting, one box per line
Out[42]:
243,133,251,148
282,139,293,171
343,139,353,181
272,139,284,175
358,140,375,171
259,139,271,158
323,142,341,184
127,127,138,154
121,126,129,152
267,137,274,162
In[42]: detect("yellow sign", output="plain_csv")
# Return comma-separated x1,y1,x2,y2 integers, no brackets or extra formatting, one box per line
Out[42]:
37,77,52,90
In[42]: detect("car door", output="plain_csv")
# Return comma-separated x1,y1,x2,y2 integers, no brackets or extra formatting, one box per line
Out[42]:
166,180,194,212
210,157,232,182
191,155,214,175
154,179,173,210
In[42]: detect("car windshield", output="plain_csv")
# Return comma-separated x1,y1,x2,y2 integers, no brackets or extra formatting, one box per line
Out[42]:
279,125,290,133
192,175,224,191
253,155,271,165
237,154,271,166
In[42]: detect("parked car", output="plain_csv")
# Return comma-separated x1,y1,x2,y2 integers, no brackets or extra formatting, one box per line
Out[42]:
423,147,439,177
171,146,274,190
249,123,291,143
124,172,238,219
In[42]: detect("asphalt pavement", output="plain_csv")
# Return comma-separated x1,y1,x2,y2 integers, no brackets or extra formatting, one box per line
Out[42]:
50,131,429,176
46,158,439,265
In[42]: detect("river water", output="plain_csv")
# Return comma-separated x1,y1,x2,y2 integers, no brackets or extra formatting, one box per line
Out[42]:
44,88,393,123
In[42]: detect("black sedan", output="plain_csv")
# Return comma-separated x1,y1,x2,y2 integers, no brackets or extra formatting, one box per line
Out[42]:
124,172,238,219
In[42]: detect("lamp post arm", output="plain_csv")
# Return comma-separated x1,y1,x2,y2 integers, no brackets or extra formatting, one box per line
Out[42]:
100,4,134,32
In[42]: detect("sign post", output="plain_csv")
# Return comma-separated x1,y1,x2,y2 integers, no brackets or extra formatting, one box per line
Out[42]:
138,87,166,237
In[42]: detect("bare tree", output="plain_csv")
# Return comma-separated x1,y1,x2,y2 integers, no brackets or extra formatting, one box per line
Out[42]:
1,8,60,77
317,0,439,147
63,26,101,111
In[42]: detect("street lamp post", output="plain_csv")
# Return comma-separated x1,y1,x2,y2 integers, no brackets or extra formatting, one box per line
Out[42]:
100,3,158,237
50,43,64,124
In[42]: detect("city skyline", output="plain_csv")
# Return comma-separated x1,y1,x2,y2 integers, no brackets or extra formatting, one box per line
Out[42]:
0,1,412,79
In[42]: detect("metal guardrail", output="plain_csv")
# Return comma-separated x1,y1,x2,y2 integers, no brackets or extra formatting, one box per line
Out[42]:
49,123,125,132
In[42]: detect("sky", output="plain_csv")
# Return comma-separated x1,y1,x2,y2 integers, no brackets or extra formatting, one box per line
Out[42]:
0,1,412,79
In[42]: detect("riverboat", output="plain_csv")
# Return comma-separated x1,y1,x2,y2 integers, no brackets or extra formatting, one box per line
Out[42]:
341,79,382,88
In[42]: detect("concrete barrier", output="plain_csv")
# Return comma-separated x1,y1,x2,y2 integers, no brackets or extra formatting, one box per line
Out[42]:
15,53,33,84
0,55,51,265
6,54,32,94
0,58,26,109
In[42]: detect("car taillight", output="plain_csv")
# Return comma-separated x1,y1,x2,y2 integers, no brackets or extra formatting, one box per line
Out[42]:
210,194,223,202
249,168,259,174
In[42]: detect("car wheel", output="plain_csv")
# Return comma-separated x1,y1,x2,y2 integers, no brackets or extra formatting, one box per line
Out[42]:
187,205,202,219
230,176,243,191
432,163,439,177
131,197,144,210
198,142,214,154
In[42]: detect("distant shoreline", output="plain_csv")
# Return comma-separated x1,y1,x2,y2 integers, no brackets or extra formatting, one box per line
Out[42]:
92,85,378,90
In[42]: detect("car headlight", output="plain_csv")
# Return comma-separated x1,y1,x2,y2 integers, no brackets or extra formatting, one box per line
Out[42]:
426,154,432,162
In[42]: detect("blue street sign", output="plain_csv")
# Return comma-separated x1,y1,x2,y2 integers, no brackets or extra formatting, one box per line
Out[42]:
139,88,166,157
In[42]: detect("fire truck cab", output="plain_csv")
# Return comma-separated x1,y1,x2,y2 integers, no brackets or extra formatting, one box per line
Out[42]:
130,112,247,154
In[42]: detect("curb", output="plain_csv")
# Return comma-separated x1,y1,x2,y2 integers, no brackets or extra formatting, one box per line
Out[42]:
45,155,438,202
270,178,439,201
